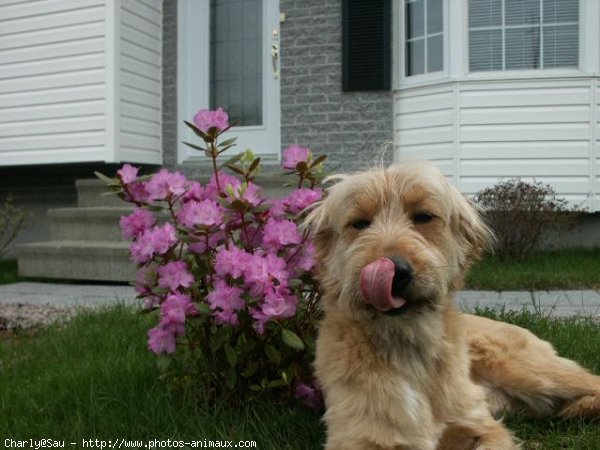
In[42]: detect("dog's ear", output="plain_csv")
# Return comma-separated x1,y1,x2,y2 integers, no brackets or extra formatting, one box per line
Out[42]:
302,199,334,254
448,184,494,266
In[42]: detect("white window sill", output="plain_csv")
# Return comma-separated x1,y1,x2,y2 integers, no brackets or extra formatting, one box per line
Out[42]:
394,69,600,91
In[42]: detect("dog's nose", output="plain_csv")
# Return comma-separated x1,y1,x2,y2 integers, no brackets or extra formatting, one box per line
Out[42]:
389,256,413,296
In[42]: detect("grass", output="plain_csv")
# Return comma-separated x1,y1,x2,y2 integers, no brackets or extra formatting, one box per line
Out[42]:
1,307,599,449
466,248,600,291
0,306,324,449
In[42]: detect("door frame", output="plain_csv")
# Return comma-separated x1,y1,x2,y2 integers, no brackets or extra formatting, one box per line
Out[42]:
177,0,281,164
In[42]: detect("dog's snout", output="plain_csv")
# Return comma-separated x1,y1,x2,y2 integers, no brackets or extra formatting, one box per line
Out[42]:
390,257,413,295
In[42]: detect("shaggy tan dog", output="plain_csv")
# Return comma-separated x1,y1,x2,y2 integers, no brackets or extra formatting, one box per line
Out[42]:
306,161,600,450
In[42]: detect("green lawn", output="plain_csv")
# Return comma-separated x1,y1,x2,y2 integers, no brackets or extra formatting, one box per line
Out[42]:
1,307,599,449
466,248,600,291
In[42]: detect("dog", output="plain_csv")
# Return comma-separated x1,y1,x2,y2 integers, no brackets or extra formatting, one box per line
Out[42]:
305,161,600,450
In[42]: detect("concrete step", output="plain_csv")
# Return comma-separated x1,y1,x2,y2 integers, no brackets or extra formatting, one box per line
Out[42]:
76,179,126,207
16,240,136,282
48,206,133,241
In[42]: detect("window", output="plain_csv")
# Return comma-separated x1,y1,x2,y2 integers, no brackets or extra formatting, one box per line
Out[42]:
405,0,444,76
469,0,579,72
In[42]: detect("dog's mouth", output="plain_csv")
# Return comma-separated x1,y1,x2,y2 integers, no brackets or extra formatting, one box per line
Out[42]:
359,257,413,315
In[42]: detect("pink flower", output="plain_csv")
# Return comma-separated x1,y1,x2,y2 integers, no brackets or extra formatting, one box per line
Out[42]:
205,171,240,198
135,266,156,295
157,261,194,292
188,230,224,254
214,246,252,279
176,199,223,228
206,279,246,325
151,222,178,254
117,164,138,184
250,308,269,334
193,107,229,133
161,292,197,325
288,241,315,274
240,182,262,207
244,252,289,297
120,207,156,239
282,145,311,170
183,181,206,202
261,288,298,319
130,223,177,263
285,188,322,214
262,218,302,251
148,326,176,354
125,182,151,204
295,382,322,409
142,296,160,310
146,169,188,201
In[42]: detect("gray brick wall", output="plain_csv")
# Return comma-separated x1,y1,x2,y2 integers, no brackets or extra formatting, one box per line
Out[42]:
162,0,178,168
279,0,394,172
161,0,394,175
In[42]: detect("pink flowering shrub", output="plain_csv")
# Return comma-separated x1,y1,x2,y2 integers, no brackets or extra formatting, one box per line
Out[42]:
97,110,325,406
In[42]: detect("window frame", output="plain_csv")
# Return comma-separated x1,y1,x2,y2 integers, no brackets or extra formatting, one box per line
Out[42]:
394,0,596,91
396,0,450,88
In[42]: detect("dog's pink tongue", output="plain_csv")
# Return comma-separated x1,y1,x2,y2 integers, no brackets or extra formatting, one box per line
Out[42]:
360,257,407,312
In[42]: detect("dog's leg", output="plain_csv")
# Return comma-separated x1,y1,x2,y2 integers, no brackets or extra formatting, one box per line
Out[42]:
465,314,600,419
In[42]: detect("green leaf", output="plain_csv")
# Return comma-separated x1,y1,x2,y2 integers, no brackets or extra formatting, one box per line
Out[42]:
267,379,287,388
210,326,230,353
100,190,121,197
264,344,281,364
224,343,237,367
184,120,206,139
249,157,261,172
94,171,119,186
310,154,327,168
281,328,305,350
196,303,211,315
218,137,238,148
242,361,259,378
217,144,237,154
151,287,169,296
219,153,244,168
249,384,262,392
226,164,245,175
225,367,237,390
146,205,166,212
182,141,206,151
156,356,171,372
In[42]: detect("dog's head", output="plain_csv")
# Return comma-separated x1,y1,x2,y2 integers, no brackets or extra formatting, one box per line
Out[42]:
305,161,491,322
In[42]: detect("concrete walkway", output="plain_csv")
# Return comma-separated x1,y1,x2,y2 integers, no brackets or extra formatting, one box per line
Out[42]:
0,282,599,317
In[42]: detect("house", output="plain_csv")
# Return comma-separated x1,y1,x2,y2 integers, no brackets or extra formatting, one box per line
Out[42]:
1,0,598,280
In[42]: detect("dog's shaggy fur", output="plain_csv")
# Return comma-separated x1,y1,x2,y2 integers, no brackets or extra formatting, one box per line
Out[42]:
306,161,600,450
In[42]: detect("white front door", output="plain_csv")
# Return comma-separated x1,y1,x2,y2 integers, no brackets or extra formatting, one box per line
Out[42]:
178,0,281,162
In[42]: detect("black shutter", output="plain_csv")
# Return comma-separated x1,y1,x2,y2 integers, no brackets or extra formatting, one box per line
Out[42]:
342,0,391,92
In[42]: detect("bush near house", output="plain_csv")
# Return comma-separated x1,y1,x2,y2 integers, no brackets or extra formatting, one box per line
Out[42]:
473,179,580,260
97,109,326,407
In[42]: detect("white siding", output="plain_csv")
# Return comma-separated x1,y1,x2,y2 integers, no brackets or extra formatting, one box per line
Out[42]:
394,78,600,211
0,0,107,165
0,0,162,166
119,0,162,163
595,80,600,212
394,84,456,179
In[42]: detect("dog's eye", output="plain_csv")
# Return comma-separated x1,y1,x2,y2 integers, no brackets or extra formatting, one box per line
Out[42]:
351,220,371,230
412,212,434,224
